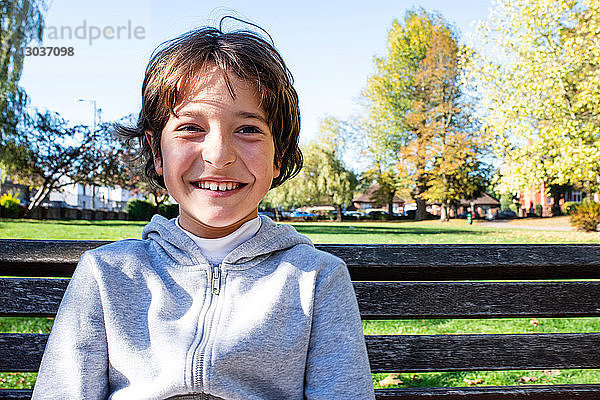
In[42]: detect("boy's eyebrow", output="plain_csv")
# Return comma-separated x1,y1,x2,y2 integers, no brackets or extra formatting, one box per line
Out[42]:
175,110,268,124
235,111,268,124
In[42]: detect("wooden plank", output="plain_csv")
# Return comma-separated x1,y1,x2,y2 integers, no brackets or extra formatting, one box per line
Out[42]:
0,239,108,277
365,333,600,373
348,264,600,281
0,390,32,400
355,282,600,319
2,386,600,400
3,386,600,400
0,334,47,372
374,384,600,399
3,241,600,280
0,279,69,317
4,278,600,319
322,244,600,267
3,332,600,373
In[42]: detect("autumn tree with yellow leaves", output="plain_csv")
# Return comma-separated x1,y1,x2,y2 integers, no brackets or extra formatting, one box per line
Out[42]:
364,9,489,221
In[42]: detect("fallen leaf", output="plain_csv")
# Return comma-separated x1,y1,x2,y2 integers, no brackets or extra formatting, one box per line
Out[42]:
530,318,539,327
379,373,404,387
543,370,560,377
519,376,538,383
464,378,483,385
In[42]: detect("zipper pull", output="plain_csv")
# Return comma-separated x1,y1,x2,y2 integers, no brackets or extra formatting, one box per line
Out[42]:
211,264,221,295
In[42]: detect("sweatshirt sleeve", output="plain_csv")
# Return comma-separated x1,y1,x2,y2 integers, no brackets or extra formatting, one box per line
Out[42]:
304,260,375,400
32,252,109,400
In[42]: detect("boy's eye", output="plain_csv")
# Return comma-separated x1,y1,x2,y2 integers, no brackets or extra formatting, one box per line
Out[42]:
236,126,262,134
177,125,204,132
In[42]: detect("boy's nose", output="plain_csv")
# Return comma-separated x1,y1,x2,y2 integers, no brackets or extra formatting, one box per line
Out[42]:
202,130,236,168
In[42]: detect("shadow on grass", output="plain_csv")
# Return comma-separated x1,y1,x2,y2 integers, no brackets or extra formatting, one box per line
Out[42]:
291,224,482,236
0,218,146,227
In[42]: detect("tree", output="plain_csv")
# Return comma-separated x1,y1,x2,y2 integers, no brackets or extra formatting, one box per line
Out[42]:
0,0,48,140
2,111,126,215
468,0,600,209
364,9,489,221
303,143,358,221
263,120,358,221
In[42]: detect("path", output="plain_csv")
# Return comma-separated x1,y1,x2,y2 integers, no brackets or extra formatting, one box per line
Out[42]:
478,220,576,232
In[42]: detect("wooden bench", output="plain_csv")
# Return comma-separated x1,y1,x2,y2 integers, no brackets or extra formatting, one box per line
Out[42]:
1,239,600,399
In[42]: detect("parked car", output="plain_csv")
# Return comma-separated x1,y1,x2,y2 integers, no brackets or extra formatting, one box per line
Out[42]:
258,211,276,219
343,211,363,220
494,210,518,220
290,210,317,221
42,200,75,208
365,210,389,220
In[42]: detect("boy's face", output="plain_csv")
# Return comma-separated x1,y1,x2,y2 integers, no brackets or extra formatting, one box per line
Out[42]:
151,66,279,238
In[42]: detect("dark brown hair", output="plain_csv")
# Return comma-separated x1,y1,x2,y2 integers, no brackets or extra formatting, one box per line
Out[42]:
115,26,302,189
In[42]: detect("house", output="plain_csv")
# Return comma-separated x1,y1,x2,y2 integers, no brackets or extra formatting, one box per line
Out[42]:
352,185,405,214
427,193,501,219
457,193,501,218
0,180,30,204
518,183,599,217
48,179,138,212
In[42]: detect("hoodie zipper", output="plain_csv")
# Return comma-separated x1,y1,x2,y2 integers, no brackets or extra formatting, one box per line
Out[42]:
193,264,222,393
211,264,221,295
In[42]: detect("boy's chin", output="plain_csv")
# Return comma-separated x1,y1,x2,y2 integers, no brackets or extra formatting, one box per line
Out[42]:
179,210,259,237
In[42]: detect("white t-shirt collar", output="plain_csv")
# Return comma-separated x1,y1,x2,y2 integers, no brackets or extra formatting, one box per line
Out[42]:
175,216,262,265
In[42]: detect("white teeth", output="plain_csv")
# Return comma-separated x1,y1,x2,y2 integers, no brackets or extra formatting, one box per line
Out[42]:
195,181,241,191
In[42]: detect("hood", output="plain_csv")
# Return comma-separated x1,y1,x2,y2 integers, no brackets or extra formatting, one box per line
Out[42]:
141,215,313,269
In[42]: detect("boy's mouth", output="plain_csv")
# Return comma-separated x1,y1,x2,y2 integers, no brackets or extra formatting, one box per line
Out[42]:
191,180,246,192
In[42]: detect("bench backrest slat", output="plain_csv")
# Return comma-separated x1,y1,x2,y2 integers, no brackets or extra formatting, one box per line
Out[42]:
4,279,600,319
0,334,47,372
3,240,600,280
3,332,600,373
355,281,600,319
5,385,600,400
0,279,69,317
375,384,600,399
366,333,600,372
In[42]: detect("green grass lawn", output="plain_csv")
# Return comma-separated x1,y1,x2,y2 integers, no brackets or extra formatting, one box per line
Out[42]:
1,216,598,243
1,217,599,390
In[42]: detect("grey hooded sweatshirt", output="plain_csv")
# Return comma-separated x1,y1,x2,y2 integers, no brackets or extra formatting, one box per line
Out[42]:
32,215,375,399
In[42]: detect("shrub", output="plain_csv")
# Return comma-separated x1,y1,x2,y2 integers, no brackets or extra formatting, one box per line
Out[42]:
500,193,514,211
125,199,156,221
0,193,22,218
561,201,578,215
158,203,179,219
535,204,543,217
569,200,600,232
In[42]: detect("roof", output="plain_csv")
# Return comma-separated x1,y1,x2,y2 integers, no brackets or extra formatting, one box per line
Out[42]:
352,184,404,204
459,192,501,206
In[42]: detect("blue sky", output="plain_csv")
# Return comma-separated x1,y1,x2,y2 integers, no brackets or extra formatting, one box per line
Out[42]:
20,0,493,147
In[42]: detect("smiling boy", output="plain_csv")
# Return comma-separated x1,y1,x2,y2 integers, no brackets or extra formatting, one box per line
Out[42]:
32,26,375,399
154,66,279,238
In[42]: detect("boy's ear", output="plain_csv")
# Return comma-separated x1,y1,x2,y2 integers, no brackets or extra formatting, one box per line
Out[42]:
144,130,163,175
272,157,281,179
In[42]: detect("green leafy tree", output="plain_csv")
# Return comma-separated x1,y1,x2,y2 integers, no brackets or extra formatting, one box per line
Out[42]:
2,111,126,215
0,0,48,140
263,120,358,221
468,0,600,209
